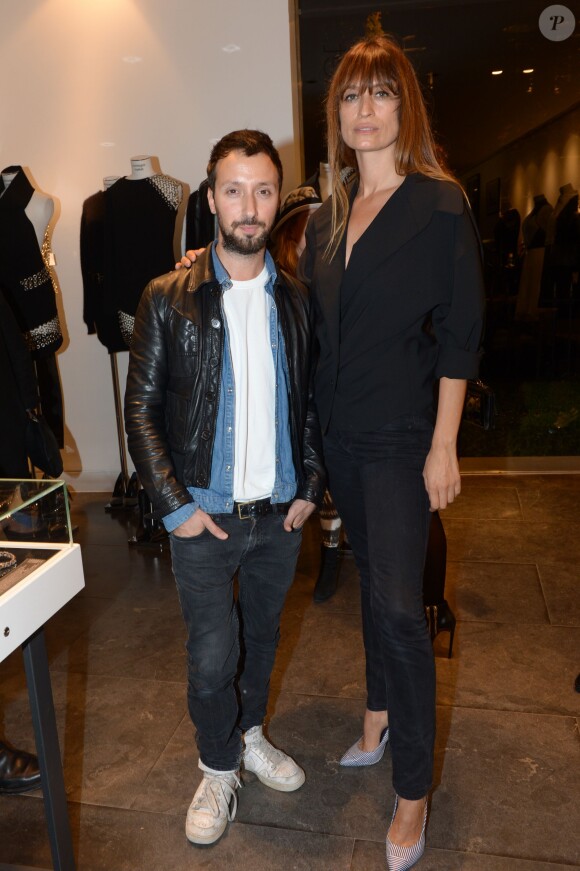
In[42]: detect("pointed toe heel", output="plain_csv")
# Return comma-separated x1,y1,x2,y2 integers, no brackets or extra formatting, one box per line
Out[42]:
425,600,456,658
339,726,389,767
386,796,428,871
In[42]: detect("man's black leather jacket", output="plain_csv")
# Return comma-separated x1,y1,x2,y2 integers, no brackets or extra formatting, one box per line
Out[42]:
125,248,325,519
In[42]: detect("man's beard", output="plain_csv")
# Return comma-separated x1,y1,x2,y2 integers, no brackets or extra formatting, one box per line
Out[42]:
218,215,271,255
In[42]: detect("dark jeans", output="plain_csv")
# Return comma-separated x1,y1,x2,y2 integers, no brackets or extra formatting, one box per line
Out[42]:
324,415,436,800
170,512,302,771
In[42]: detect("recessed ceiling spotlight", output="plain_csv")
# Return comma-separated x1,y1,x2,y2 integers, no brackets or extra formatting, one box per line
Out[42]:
491,70,503,75
523,68,534,74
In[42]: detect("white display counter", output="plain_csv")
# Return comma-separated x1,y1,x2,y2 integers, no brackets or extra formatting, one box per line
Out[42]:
0,480,84,871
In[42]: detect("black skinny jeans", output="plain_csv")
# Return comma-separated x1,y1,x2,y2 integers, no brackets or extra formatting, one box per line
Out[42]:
324,415,436,800
170,513,302,771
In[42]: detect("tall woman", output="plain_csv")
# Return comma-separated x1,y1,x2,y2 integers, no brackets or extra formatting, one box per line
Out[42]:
299,36,484,868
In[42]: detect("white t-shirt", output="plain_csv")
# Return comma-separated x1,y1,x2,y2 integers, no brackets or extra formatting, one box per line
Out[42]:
222,265,276,502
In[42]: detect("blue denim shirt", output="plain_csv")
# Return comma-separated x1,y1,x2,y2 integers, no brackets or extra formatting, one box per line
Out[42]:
163,244,297,531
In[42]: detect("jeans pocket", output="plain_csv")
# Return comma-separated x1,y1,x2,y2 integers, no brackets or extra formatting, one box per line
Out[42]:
171,527,210,541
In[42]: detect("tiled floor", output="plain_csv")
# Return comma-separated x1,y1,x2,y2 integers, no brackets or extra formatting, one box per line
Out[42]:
1,475,579,870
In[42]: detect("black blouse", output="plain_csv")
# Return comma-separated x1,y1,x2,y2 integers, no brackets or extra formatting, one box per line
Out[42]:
299,173,485,432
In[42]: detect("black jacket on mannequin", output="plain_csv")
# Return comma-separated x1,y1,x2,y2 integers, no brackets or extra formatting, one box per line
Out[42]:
0,290,40,477
80,189,125,352
184,179,216,251
103,175,182,348
0,166,62,357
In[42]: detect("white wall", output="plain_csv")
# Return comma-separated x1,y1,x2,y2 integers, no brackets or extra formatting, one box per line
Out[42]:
0,0,300,490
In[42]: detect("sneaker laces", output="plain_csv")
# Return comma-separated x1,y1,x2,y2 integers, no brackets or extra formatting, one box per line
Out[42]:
192,772,241,822
247,734,286,768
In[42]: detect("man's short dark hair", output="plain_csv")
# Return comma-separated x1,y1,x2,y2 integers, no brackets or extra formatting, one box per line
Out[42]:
206,129,283,192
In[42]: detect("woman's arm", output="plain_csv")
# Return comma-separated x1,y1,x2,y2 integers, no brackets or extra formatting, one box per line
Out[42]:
425,197,485,511
422,376,466,511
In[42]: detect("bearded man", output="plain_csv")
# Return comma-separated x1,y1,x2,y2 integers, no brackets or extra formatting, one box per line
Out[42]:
125,129,324,845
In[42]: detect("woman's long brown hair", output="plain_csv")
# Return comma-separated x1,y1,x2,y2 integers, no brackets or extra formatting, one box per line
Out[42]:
271,210,311,276
325,35,458,261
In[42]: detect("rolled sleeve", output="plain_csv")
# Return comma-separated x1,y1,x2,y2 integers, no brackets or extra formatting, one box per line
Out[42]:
162,498,198,532
435,345,481,380
433,203,485,381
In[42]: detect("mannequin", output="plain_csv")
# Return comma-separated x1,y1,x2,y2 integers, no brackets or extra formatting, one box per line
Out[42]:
1,168,54,248
85,157,186,519
547,183,578,240
545,183,580,300
103,155,187,346
126,155,157,180
0,166,62,356
80,175,136,508
522,193,552,249
0,165,64,445
516,194,553,320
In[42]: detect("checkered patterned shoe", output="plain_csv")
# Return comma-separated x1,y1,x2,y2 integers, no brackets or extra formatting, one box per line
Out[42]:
339,727,389,767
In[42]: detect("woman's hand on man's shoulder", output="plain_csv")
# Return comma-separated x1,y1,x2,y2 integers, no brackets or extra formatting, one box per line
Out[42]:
174,248,205,270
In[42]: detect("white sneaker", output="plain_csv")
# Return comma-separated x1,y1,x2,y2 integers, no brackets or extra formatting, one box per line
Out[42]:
185,762,241,845
242,725,305,792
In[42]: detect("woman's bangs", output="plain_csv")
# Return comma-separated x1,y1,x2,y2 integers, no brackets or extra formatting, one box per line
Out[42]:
338,51,400,100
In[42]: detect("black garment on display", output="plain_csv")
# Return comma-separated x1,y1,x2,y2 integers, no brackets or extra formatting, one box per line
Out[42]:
303,168,325,201
184,179,216,251
551,195,580,270
103,175,182,348
522,194,553,250
494,207,521,266
0,290,40,477
0,166,63,358
34,355,65,447
80,189,125,353
545,185,580,299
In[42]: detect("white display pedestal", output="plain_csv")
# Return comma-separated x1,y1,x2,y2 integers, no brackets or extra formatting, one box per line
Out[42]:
1,481,84,871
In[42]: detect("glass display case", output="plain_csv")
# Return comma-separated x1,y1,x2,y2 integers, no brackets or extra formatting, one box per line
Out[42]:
0,478,83,661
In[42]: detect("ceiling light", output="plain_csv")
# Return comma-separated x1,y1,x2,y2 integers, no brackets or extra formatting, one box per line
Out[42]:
491,70,503,75
523,68,534,74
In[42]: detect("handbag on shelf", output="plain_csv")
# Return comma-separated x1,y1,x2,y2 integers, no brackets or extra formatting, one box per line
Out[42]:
25,410,64,477
463,379,497,430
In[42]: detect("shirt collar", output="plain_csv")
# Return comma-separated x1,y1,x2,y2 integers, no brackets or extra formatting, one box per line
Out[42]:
210,241,278,294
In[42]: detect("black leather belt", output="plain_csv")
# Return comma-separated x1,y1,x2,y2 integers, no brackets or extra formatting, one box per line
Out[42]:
234,497,292,520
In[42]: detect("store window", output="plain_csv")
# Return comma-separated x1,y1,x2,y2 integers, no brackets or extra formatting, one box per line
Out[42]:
297,0,580,459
